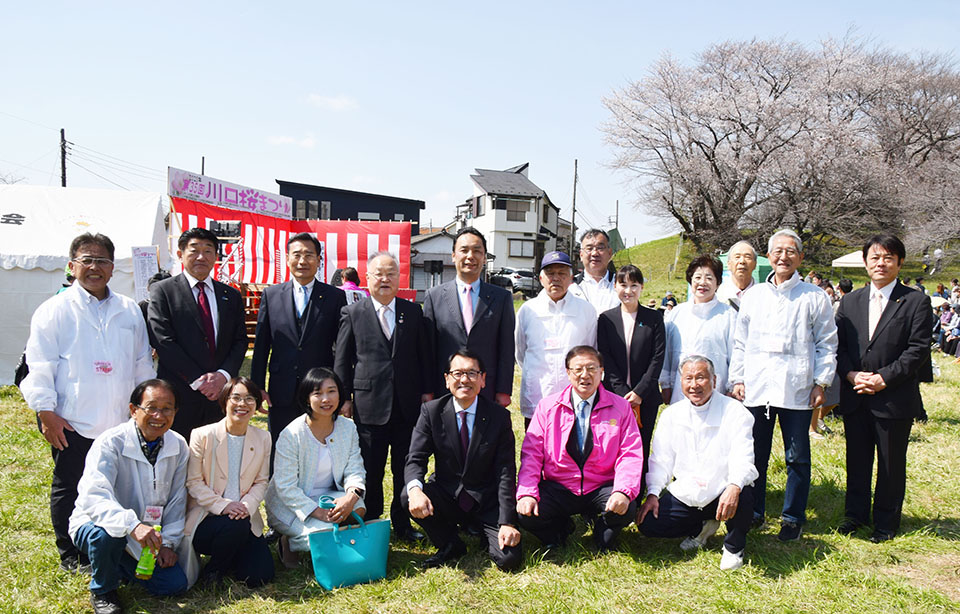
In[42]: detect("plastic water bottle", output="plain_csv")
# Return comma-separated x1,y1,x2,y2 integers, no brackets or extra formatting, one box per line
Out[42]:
134,525,162,580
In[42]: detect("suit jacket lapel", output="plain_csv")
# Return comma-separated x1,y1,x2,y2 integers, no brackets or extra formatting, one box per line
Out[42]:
213,281,234,353
391,299,407,358
300,282,325,343
463,404,488,474
178,274,206,338
442,399,464,467
444,282,467,336
473,282,493,330
279,282,299,340
214,424,229,482
364,298,392,352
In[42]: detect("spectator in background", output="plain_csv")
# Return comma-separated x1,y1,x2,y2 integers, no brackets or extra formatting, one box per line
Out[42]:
729,229,837,541
915,277,927,296
515,251,597,428
934,248,944,273
661,290,678,308
338,267,369,304
716,241,758,311
21,232,155,574
935,283,949,300
569,229,620,313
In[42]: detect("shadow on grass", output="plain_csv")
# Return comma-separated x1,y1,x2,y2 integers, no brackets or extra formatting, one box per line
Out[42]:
901,514,960,541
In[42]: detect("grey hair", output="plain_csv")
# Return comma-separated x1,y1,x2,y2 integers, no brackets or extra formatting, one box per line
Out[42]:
727,240,757,258
579,228,610,243
767,229,802,254
367,250,399,266
678,354,715,377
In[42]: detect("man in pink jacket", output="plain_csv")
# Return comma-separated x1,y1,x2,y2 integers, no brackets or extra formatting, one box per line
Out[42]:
516,345,644,551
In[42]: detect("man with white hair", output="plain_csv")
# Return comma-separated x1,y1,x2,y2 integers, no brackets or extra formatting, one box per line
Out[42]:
569,229,620,313
729,229,837,542
716,241,758,310
638,355,758,570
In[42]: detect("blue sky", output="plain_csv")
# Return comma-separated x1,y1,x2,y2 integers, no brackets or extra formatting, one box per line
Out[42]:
3,1,958,245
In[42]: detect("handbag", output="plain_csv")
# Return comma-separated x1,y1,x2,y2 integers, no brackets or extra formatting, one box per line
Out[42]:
308,495,390,590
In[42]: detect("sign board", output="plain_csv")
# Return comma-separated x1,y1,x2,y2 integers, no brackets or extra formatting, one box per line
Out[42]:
167,167,292,220
131,246,159,302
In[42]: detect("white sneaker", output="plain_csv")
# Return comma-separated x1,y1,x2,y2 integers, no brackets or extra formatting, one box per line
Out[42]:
679,519,721,552
720,546,744,570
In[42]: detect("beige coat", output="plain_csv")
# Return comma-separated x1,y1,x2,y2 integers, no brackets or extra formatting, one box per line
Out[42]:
184,419,271,538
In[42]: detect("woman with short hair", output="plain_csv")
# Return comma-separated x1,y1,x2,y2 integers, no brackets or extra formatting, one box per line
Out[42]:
264,367,366,568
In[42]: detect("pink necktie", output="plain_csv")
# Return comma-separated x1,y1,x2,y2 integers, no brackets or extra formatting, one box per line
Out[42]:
379,305,392,340
196,281,216,359
462,286,474,334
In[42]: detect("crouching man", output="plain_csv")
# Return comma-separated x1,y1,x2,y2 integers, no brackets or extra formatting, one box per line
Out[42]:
638,355,758,570
403,349,522,570
516,345,643,552
69,379,191,614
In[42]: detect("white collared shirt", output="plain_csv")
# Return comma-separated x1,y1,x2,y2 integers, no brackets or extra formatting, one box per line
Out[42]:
716,278,754,306
645,393,758,508
371,296,397,337
570,270,620,313
21,283,156,439
294,279,315,315
870,280,896,313
660,297,736,403
182,270,219,341
515,290,597,418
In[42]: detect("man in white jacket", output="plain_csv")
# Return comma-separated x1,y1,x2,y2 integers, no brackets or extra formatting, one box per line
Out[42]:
19,233,155,573
729,229,837,542
638,355,758,570
69,379,190,614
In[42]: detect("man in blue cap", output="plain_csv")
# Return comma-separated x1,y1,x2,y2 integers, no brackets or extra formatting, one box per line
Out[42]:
515,251,597,429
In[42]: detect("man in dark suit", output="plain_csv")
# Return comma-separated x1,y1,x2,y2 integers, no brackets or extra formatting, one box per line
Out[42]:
251,232,347,461
403,349,522,570
335,251,433,541
835,234,931,542
423,227,514,407
148,228,248,439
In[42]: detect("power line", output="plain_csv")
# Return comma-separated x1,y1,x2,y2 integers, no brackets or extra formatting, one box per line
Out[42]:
0,110,58,132
69,143,164,174
68,149,164,182
66,159,132,190
69,152,149,190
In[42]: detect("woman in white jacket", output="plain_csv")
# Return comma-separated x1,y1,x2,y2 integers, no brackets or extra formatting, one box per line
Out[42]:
660,255,737,405
264,367,366,568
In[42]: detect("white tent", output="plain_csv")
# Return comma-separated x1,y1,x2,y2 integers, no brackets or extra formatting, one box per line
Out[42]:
831,250,865,269
0,185,171,385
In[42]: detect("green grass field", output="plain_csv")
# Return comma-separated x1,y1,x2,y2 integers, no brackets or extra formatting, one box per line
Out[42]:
2,354,959,613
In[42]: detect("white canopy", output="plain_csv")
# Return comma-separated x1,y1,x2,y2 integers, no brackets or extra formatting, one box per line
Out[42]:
831,250,865,269
0,185,171,385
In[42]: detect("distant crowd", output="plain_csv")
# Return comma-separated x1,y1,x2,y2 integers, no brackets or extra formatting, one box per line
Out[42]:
19,225,933,613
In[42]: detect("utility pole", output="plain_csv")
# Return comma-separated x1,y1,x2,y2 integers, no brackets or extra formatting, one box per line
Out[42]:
615,199,619,229
201,156,205,175
570,159,577,256
60,129,66,187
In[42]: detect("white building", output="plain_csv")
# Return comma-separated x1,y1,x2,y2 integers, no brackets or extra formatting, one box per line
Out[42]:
457,163,561,271
410,228,457,302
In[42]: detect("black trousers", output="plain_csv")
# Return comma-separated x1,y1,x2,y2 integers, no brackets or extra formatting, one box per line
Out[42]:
843,409,913,534
401,482,522,571
638,486,755,554
47,424,94,563
356,410,414,534
637,399,660,492
192,515,275,587
518,480,637,550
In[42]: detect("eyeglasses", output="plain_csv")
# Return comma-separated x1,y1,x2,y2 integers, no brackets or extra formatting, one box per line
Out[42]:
228,394,258,405
769,248,800,258
133,404,177,416
445,370,482,381
581,245,609,253
567,366,600,376
72,257,114,268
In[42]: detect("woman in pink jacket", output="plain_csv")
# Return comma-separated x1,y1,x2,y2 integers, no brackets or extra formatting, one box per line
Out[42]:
516,345,644,552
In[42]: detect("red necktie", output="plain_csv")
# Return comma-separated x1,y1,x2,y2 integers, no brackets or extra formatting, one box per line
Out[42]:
196,281,216,359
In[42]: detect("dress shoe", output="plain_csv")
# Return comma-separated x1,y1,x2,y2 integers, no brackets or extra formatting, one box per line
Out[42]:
837,519,862,535
394,528,425,542
90,589,123,614
870,530,895,543
420,540,467,569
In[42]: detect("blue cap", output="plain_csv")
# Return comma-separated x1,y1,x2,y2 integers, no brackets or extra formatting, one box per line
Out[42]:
540,251,573,269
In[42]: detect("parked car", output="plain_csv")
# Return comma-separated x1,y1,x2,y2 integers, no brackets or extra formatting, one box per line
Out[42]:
489,267,539,297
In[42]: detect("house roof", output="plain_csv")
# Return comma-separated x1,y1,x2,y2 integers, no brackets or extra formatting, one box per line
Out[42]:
470,165,545,198
275,179,426,209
